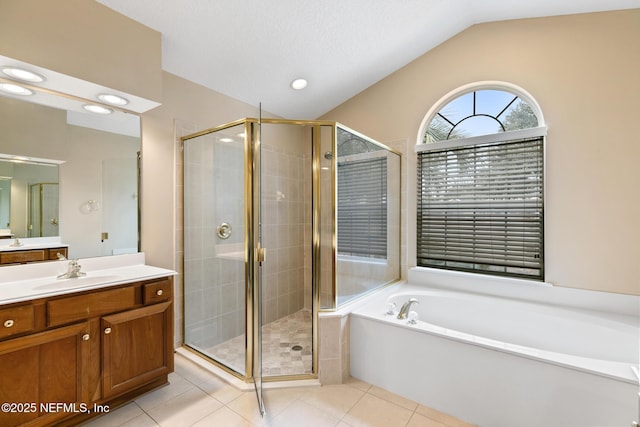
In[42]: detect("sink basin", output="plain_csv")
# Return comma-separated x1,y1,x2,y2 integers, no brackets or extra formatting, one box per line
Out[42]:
33,275,122,291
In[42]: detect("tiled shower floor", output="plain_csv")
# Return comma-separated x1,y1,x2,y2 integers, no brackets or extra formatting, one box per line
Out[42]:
206,309,313,377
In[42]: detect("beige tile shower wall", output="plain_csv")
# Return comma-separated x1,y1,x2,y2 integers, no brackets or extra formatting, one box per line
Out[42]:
183,133,246,349
317,126,336,309
262,142,307,324
303,151,313,310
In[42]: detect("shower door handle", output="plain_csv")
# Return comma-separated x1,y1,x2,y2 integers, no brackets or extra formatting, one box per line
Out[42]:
257,247,266,265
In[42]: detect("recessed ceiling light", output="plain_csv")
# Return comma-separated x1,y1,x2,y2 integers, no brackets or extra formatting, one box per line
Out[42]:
97,93,129,106
83,104,113,115
1,66,45,83
219,137,234,143
290,78,308,90
0,83,34,96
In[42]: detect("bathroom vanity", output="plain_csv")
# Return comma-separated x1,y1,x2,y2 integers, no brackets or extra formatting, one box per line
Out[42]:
0,253,175,426
0,238,69,265
0,246,68,265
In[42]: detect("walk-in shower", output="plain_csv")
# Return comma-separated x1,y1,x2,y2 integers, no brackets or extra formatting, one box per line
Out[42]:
28,182,59,237
181,118,400,412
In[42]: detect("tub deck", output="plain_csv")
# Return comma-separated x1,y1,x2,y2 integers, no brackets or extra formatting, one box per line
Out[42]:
349,282,639,427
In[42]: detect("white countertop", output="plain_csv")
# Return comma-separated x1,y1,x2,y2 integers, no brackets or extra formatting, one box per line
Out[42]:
0,236,68,252
0,253,176,305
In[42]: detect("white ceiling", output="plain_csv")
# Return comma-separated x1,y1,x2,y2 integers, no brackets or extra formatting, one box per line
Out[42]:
97,0,639,119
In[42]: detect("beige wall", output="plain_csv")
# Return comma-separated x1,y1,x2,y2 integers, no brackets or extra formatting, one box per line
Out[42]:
321,10,640,295
2,3,638,298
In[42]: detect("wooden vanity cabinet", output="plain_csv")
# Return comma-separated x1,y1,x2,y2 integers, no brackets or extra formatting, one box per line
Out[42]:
0,276,174,427
0,246,68,265
102,301,172,398
0,322,90,427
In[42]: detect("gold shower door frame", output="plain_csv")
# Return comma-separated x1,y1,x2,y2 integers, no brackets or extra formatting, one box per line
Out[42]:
180,117,335,385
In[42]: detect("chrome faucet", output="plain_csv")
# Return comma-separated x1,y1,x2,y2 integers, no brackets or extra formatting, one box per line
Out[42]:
57,259,86,279
397,298,419,320
9,236,23,247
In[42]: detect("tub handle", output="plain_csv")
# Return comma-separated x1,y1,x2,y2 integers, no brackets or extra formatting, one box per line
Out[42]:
386,302,397,316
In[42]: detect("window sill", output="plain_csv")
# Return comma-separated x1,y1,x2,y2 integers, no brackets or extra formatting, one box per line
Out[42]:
409,266,552,292
337,254,387,265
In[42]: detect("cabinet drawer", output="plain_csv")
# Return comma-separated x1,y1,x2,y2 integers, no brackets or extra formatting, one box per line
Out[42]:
143,278,172,304
0,304,35,339
48,286,137,327
47,247,68,260
0,250,45,265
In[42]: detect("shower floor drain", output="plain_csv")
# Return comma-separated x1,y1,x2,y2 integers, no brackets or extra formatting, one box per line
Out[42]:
291,345,303,351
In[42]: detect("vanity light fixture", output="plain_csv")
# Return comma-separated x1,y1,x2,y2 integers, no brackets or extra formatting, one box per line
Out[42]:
83,104,113,115
97,93,129,106
1,66,46,83
0,82,34,96
290,78,308,90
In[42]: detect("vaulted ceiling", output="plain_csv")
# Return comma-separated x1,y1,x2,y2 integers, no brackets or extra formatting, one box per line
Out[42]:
97,0,639,118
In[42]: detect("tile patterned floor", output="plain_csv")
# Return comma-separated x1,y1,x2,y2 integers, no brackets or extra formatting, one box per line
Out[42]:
81,352,477,427
206,309,313,377
261,309,312,376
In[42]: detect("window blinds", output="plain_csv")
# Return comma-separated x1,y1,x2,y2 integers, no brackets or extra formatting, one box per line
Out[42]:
337,157,387,258
417,137,543,279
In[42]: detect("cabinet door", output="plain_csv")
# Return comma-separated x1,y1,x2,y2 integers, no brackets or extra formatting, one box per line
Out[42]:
0,322,90,426
102,302,172,399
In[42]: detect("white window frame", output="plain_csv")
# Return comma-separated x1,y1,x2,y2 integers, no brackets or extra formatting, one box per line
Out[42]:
414,81,547,280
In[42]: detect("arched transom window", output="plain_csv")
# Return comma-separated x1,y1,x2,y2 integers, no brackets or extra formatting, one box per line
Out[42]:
424,89,539,143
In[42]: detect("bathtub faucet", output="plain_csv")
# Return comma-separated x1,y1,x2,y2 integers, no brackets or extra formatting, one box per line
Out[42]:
397,298,419,320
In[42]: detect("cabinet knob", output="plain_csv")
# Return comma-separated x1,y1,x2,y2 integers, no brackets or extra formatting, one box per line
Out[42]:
156,289,164,296
104,327,112,335
82,334,90,341
3,319,14,328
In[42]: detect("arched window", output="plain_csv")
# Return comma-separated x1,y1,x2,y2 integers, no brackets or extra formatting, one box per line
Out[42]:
416,83,546,280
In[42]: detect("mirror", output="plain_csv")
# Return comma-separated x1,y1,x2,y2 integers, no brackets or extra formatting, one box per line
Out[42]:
0,159,60,238
0,76,141,260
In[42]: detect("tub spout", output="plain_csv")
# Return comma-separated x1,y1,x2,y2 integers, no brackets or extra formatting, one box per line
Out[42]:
397,298,419,320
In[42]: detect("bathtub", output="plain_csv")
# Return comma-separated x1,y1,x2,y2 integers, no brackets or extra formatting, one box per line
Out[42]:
350,277,639,427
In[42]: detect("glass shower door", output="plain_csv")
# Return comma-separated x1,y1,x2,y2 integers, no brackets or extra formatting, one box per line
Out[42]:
183,123,248,377
252,119,265,415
